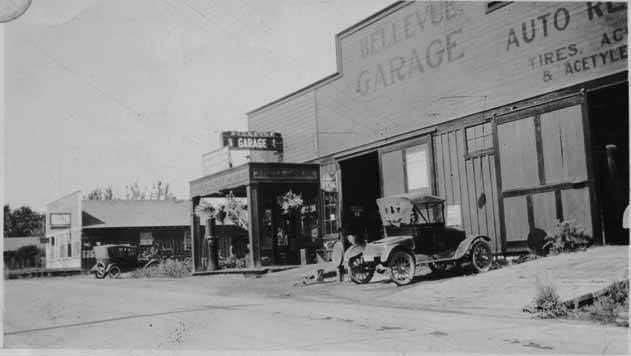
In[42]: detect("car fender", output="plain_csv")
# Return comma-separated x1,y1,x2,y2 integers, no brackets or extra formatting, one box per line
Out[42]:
90,261,105,273
383,241,415,263
104,263,117,274
343,244,365,261
453,235,491,260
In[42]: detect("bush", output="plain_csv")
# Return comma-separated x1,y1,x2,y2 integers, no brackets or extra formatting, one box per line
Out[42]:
576,280,629,326
130,259,191,278
543,220,592,255
528,277,568,318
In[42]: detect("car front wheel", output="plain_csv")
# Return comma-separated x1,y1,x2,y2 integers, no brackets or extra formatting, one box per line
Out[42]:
470,240,492,273
348,254,374,284
389,250,416,286
93,262,107,279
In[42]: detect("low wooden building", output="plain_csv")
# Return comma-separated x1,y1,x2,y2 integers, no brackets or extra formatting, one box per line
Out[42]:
45,191,193,270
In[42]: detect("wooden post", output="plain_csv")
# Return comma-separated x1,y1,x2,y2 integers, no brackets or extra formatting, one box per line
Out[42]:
191,197,200,273
300,248,307,265
206,217,218,271
247,184,261,268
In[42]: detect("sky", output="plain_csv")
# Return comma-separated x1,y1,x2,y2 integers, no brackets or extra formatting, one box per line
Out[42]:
5,0,392,211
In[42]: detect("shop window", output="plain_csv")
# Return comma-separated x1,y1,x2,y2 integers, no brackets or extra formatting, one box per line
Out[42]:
320,163,339,237
485,2,511,14
323,192,338,235
465,122,493,155
183,231,191,251
404,144,430,192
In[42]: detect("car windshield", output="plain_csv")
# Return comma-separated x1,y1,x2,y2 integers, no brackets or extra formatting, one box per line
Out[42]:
414,202,444,224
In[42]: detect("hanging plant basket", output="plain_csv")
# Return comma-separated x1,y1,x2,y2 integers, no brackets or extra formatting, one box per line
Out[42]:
277,190,303,215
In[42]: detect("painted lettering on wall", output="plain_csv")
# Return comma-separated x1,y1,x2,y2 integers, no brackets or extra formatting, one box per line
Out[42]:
509,2,627,83
355,2,465,96
505,7,571,52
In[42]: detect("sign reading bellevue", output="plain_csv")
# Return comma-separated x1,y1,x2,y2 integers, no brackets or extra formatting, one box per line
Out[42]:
221,131,283,152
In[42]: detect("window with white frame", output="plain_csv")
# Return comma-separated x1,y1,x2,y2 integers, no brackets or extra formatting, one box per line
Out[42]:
405,144,430,192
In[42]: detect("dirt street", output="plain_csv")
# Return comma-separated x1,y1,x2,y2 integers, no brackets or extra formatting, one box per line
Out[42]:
4,247,629,353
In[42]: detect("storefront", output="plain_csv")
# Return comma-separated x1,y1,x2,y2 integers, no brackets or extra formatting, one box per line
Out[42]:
244,1,628,255
190,162,320,271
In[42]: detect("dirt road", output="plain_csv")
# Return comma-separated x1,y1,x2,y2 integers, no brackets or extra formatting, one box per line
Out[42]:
4,246,629,353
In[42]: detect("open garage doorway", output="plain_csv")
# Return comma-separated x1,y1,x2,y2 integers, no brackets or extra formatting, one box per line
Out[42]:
588,83,629,245
339,152,382,243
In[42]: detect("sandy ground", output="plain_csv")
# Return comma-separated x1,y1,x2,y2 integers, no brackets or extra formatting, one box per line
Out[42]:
3,246,629,353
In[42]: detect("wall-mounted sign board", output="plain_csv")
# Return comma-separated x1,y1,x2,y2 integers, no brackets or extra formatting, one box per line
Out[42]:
50,213,71,229
221,131,283,152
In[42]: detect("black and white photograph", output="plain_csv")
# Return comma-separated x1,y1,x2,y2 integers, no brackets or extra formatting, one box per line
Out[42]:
2,0,629,354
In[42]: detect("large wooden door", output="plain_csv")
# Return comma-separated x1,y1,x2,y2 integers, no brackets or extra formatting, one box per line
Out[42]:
433,127,502,253
496,95,592,252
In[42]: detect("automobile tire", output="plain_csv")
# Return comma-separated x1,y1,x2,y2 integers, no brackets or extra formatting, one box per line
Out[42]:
470,240,492,273
94,262,107,279
348,254,374,284
108,265,121,279
389,250,416,286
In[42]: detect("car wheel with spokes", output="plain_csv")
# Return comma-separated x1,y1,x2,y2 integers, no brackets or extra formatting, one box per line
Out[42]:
348,254,374,284
470,240,492,273
389,250,416,286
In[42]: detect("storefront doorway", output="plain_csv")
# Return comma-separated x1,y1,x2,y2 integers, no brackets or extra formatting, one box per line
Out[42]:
259,183,319,265
588,83,629,245
339,152,382,243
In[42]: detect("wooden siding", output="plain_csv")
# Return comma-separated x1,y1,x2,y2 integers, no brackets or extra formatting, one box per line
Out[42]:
45,191,82,269
433,129,501,252
248,90,317,163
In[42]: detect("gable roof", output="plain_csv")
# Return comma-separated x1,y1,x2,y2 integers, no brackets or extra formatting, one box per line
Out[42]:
82,200,190,229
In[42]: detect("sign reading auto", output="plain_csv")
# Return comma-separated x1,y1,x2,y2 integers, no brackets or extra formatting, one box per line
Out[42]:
221,131,283,152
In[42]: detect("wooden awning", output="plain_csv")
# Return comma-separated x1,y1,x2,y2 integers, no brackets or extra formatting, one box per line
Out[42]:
190,162,320,198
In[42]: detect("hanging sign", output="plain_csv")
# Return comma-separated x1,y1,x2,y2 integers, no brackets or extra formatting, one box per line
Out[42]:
221,131,283,152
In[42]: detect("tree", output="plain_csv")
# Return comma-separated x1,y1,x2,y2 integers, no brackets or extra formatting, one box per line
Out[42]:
4,205,14,236
85,186,114,200
3,205,45,237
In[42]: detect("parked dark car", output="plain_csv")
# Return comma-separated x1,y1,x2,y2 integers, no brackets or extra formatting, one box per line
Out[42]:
348,193,493,286
90,244,174,279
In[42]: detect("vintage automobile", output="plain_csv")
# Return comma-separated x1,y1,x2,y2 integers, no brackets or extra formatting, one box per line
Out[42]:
90,244,141,279
90,244,172,279
348,193,493,286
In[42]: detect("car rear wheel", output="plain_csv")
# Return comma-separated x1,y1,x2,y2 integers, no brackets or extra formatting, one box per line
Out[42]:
108,265,121,279
389,250,416,286
348,254,374,284
470,240,492,273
